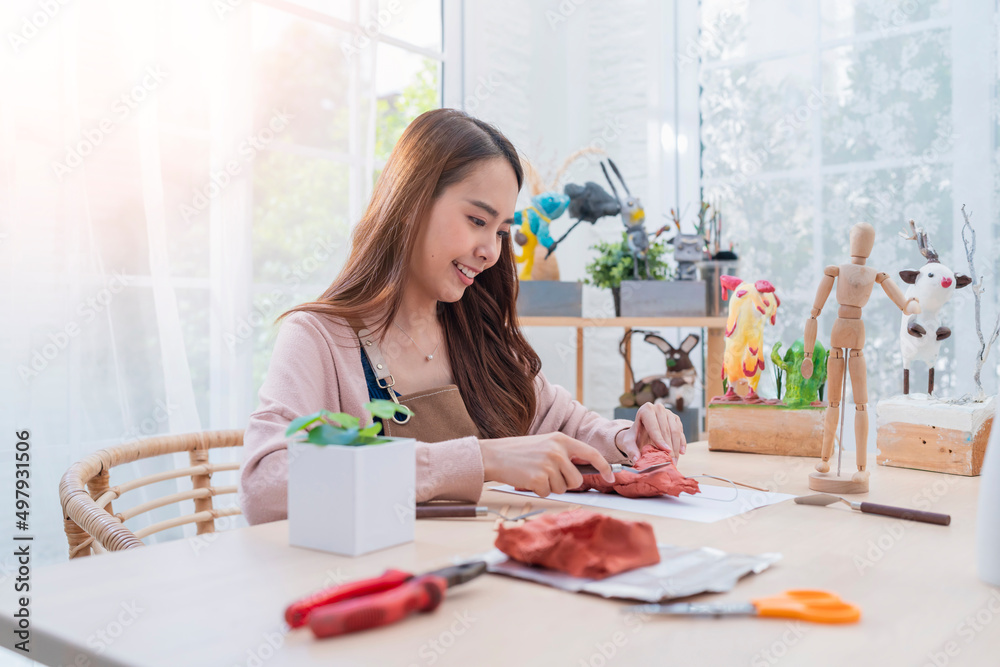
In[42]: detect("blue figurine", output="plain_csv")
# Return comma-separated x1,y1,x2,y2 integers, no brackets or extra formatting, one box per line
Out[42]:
513,191,570,280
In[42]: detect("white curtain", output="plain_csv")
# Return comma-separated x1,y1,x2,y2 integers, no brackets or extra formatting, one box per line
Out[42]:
1,0,381,567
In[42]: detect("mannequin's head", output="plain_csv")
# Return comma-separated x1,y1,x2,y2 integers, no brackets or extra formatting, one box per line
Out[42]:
850,222,876,260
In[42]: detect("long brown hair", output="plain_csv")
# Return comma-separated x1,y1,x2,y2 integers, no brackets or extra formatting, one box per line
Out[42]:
279,108,541,438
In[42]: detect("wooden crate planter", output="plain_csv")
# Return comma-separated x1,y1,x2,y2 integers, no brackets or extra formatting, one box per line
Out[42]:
517,280,583,317
696,260,740,316
707,402,826,456
619,280,707,317
876,395,995,476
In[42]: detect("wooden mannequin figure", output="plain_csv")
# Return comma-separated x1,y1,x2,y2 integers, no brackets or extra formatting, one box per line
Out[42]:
801,222,920,493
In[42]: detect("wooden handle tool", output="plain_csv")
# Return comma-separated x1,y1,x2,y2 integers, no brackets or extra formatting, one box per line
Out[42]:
416,505,544,521
416,505,487,519
795,493,950,526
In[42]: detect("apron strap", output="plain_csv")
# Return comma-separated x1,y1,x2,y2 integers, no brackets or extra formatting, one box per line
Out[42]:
347,317,412,425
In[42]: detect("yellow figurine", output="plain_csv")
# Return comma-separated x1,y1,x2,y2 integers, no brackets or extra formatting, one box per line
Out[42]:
717,275,780,403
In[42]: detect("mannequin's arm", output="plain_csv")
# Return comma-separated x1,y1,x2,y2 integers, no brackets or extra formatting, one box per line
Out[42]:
804,266,838,359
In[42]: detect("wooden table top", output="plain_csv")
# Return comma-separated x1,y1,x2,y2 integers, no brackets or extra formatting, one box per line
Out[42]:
3,440,996,667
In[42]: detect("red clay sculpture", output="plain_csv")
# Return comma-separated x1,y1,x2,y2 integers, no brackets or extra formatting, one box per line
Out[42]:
494,509,660,579
571,446,700,498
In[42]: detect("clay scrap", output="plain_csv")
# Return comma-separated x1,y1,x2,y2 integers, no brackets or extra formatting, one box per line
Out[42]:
572,447,700,498
494,510,660,579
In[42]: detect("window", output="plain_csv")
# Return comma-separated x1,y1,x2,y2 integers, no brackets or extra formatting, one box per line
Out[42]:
697,0,997,402
245,0,446,408
5,0,450,565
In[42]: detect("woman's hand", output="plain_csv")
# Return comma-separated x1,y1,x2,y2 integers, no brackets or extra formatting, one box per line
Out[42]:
479,432,616,497
617,402,686,462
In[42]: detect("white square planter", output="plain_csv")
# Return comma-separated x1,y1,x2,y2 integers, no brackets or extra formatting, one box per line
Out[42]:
288,437,416,557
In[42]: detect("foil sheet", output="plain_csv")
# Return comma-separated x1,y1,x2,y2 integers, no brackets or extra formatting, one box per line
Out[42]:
466,545,782,602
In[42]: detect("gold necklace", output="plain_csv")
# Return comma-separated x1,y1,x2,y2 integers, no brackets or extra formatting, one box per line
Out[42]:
393,322,440,361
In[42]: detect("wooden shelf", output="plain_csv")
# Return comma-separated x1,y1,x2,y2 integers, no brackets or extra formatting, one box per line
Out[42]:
517,315,727,412
519,316,727,328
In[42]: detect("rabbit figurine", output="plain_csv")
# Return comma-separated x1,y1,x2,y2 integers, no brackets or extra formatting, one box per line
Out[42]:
621,333,700,412
646,333,700,412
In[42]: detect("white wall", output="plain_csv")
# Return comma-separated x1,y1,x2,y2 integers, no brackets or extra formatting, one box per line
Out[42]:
461,0,705,417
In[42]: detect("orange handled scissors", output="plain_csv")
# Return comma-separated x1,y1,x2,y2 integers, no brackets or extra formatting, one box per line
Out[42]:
624,590,861,624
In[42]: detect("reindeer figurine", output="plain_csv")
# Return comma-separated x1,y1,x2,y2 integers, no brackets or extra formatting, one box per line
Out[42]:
600,159,650,280
898,219,972,395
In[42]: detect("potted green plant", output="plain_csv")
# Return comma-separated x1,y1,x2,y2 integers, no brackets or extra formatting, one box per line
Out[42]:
585,232,706,316
285,400,416,557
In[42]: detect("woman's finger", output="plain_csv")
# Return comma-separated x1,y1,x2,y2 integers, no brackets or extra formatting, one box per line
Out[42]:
617,428,642,463
639,406,671,452
651,404,673,453
659,405,684,459
556,454,585,491
548,468,568,495
672,411,688,455
563,438,615,483
532,476,552,498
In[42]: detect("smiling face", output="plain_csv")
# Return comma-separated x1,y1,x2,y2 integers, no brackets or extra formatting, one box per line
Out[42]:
408,158,519,304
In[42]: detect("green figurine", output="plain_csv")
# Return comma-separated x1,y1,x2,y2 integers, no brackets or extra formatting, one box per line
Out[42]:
771,339,828,408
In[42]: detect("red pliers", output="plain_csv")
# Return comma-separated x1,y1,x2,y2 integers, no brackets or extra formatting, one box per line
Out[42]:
284,561,488,638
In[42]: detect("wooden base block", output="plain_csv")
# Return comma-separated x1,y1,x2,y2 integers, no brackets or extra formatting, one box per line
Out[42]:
876,395,995,476
707,402,825,456
807,471,869,494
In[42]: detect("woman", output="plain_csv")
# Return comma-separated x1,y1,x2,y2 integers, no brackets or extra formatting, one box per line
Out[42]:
239,108,686,525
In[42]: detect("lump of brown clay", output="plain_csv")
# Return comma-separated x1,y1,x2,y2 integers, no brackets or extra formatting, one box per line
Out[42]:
572,446,700,498
495,509,660,579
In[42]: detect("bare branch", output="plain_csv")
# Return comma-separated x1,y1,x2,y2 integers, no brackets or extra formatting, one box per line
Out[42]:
960,204,994,401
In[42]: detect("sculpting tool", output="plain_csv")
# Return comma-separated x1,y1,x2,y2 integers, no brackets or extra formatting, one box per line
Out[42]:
415,505,543,520
574,464,766,492
625,589,861,624
794,493,950,525
573,462,673,476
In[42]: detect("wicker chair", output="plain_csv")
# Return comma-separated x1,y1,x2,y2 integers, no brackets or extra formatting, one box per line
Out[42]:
59,429,244,558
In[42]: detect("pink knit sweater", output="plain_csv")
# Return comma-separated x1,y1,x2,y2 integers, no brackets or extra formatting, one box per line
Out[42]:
238,311,633,525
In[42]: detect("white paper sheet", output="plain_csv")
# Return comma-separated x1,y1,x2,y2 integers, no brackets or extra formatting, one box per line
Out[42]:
490,483,795,523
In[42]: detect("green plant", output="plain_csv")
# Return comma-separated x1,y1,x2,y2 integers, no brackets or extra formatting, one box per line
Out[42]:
772,354,785,402
285,400,414,446
584,232,671,289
